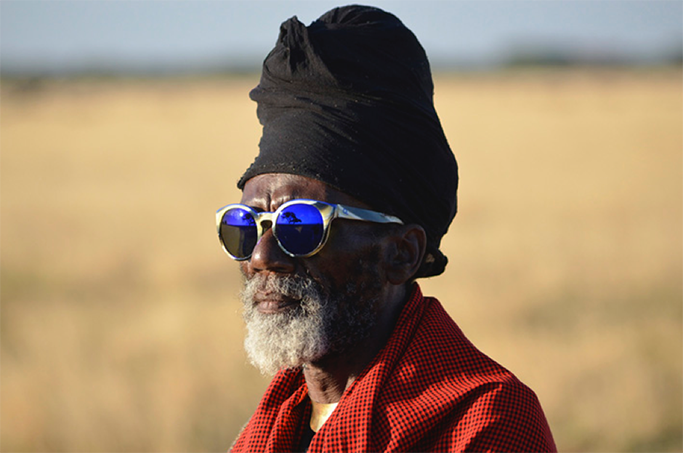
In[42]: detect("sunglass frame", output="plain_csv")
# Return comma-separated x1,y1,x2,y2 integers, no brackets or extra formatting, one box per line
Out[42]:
215,199,403,260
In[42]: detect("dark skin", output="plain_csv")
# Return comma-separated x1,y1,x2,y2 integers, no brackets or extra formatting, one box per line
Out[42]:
240,173,427,404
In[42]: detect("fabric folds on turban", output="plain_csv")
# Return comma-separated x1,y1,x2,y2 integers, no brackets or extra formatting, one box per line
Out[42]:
238,5,458,278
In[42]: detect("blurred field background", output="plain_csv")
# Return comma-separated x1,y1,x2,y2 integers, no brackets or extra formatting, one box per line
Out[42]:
1,68,681,452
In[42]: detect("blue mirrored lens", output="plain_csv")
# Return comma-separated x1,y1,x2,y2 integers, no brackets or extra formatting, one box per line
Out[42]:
275,204,324,256
220,207,257,258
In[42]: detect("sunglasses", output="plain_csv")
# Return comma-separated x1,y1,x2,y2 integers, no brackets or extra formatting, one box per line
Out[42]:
216,199,403,260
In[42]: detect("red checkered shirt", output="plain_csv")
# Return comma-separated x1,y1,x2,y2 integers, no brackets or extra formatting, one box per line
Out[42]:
231,284,556,452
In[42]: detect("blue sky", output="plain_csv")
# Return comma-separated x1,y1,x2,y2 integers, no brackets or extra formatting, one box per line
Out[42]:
1,0,681,74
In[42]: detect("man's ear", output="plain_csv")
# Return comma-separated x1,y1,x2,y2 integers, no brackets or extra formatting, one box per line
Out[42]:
383,224,427,285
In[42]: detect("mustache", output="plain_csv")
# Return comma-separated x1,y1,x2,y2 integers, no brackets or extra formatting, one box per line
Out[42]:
242,273,322,306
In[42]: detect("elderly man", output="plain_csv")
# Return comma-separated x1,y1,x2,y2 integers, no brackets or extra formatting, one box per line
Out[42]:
218,5,556,452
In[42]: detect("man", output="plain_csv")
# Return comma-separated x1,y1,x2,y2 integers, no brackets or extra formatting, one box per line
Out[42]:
218,5,556,452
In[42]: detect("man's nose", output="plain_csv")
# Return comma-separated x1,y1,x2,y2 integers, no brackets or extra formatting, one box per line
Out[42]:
248,227,296,274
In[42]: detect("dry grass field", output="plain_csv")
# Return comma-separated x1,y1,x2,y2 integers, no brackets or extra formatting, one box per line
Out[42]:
1,69,681,452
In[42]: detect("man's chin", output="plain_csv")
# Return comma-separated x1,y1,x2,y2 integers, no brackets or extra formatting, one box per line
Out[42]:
246,343,326,376
242,308,329,376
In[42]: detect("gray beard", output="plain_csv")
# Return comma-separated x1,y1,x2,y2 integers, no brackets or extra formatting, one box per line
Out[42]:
241,272,381,375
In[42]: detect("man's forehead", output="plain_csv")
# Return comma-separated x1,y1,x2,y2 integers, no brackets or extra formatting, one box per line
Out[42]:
240,173,372,210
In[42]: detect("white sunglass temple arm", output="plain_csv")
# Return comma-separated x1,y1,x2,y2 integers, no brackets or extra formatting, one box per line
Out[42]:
335,204,403,225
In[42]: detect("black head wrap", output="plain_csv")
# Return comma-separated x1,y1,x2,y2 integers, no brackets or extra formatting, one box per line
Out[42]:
238,5,458,278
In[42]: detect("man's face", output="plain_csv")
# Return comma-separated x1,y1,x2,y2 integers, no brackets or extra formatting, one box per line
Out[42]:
238,173,388,374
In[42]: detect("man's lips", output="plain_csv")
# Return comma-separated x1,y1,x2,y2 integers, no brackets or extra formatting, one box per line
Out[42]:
254,293,299,314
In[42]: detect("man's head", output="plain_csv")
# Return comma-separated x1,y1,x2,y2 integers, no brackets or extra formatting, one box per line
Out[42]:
217,5,458,374
236,173,425,374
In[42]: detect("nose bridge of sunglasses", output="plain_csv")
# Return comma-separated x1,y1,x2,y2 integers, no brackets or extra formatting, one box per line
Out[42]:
256,211,275,231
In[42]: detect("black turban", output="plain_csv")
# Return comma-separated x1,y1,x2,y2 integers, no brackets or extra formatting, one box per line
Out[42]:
238,5,458,278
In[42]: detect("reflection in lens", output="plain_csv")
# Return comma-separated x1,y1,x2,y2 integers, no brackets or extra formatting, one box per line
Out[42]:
276,204,324,256
220,208,257,258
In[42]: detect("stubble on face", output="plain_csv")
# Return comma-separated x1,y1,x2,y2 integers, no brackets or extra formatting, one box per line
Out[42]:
240,248,383,375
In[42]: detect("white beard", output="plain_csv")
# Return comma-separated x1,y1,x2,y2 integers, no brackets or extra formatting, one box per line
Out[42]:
241,273,380,375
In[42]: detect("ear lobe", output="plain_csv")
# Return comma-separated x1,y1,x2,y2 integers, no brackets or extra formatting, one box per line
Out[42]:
384,225,427,285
